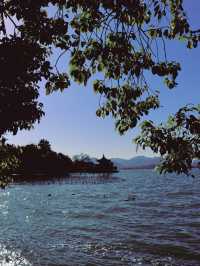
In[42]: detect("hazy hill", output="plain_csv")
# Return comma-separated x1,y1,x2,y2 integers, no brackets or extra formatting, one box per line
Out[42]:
111,156,161,169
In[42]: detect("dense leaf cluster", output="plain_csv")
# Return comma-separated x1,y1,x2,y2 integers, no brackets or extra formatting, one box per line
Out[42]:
0,143,19,188
135,105,200,175
65,0,196,133
0,0,71,136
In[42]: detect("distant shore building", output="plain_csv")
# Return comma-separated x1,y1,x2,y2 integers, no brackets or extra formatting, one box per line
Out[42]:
97,155,118,173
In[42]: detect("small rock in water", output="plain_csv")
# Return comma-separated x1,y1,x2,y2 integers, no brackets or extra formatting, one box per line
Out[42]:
48,193,52,197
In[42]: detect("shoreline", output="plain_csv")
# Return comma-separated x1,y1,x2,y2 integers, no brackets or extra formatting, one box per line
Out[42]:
11,170,118,183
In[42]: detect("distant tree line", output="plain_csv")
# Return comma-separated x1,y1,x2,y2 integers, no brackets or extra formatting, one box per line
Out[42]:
0,139,117,186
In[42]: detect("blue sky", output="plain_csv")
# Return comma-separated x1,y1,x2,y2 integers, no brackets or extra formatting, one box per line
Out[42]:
7,2,200,159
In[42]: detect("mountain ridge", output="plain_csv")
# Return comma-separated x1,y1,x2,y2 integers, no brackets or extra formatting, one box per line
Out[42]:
110,156,160,169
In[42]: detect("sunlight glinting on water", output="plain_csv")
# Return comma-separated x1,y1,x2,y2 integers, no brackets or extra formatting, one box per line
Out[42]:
0,170,200,265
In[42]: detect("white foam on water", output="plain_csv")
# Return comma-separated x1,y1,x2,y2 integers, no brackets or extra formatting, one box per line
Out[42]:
0,244,31,266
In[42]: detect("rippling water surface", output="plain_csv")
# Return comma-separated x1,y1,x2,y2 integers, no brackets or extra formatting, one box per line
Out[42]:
0,170,200,266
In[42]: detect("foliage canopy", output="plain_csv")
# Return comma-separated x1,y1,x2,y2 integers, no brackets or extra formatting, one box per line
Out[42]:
0,0,200,180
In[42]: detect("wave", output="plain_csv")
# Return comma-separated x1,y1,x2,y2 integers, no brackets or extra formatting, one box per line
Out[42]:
0,244,31,266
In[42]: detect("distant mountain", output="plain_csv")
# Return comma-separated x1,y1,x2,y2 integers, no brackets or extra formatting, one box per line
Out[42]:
88,155,161,170
111,156,161,169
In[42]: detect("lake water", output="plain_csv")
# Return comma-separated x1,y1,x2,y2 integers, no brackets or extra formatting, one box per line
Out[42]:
0,169,200,266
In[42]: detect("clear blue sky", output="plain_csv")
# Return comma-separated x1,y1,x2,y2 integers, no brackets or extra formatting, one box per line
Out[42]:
7,2,200,159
